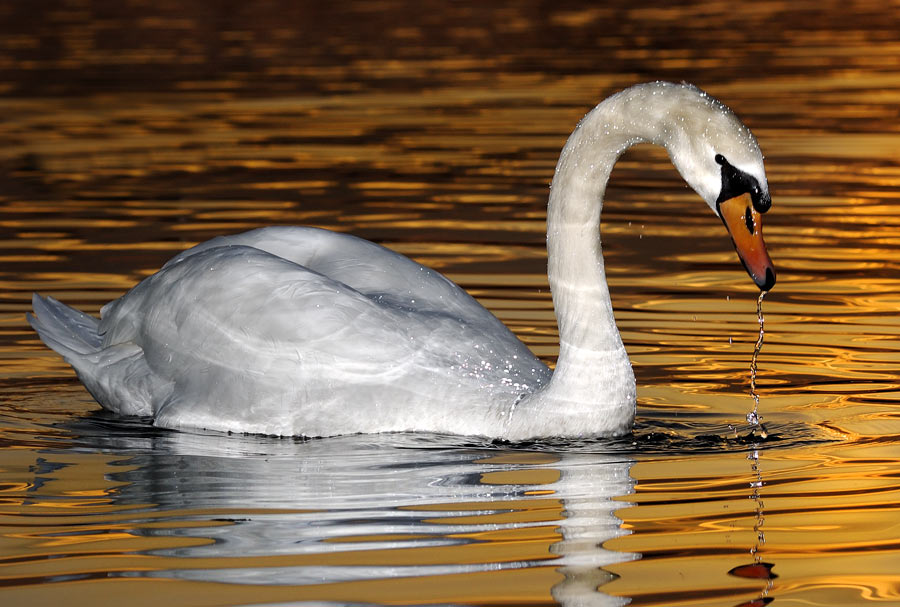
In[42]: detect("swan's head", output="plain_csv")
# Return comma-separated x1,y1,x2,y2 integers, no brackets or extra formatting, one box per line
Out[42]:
656,83,776,291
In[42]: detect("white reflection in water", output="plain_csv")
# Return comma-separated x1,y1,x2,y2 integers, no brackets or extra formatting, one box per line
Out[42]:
86,427,637,604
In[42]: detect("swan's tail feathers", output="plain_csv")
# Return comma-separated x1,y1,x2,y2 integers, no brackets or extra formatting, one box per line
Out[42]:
28,293,157,417
27,293,102,360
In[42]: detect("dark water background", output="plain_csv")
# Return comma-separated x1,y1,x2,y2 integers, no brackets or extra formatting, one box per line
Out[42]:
2,1,900,605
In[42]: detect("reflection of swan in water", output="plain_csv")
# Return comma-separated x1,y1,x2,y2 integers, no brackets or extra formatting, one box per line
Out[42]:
79,426,636,605
29,81,775,440
548,453,635,607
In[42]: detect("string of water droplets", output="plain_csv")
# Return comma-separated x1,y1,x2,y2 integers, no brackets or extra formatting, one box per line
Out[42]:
747,290,767,429
747,292,775,599
727,291,776,601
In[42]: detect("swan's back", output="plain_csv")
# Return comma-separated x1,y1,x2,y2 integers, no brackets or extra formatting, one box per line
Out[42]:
162,227,486,324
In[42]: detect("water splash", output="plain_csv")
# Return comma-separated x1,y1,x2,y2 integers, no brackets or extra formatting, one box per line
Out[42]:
746,290,767,429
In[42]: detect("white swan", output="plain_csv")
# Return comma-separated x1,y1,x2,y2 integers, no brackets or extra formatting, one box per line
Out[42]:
29,82,775,440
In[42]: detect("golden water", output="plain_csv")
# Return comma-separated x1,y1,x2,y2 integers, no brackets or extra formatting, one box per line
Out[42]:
3,2,900,606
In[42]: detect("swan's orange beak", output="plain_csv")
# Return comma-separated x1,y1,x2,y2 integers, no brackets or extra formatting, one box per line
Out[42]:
718,192,776,291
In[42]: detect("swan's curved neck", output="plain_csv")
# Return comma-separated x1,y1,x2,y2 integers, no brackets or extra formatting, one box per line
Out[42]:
514,88,678,438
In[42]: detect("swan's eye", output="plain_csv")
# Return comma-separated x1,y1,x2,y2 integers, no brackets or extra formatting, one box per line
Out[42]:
715,155,770,213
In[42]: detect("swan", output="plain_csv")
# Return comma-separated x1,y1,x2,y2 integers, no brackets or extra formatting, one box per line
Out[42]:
28,82,775,440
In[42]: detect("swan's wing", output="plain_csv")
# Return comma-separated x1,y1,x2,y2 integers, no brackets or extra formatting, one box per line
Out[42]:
102,244,409,355
100,245,546,435
161,226,495,327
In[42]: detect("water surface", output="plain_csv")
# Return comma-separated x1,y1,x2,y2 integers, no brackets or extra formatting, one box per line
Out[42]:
3,2,900,605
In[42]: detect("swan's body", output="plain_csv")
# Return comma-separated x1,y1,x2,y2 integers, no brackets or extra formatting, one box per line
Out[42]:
29,82,775,440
